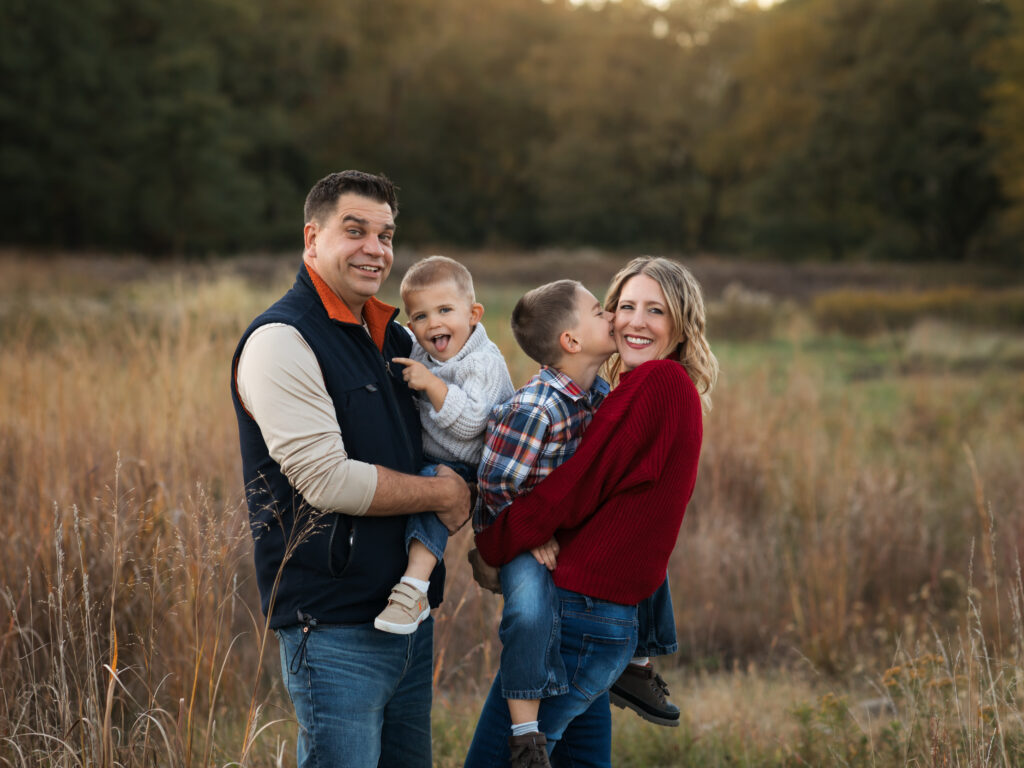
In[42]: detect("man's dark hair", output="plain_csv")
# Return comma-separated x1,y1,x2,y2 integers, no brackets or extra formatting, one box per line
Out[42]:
511,279,582,367
303,170,399,224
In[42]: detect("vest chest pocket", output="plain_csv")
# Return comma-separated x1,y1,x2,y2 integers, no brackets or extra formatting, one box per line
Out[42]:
335,380,387,448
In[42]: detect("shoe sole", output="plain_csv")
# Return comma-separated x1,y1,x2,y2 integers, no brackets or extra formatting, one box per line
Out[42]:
374,606,430,635
609,690,680,727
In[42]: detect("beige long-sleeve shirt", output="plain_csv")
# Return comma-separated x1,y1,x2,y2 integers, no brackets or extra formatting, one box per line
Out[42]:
235,323,378,515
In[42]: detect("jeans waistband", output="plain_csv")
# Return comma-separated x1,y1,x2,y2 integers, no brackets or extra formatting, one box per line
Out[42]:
555,588,635,617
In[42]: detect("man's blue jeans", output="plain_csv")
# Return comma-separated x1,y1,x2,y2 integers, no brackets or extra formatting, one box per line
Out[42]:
463,589,637,768
405,459,476,561
276,617,434,768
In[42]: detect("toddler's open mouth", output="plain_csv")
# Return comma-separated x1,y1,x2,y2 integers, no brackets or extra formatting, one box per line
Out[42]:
430,334,451,353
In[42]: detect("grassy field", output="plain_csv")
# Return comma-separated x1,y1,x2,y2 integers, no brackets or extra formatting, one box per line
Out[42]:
1,248,1022,766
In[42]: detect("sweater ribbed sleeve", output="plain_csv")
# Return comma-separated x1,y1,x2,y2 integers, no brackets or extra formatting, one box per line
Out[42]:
474,359,704,604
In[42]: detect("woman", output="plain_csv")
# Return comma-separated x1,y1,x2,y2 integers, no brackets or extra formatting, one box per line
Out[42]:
465,257,718,767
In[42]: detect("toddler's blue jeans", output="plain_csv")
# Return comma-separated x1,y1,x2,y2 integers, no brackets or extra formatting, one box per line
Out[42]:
403,458,475,561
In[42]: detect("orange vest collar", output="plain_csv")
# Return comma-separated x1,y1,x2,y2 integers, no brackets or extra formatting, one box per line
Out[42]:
307,266,396,352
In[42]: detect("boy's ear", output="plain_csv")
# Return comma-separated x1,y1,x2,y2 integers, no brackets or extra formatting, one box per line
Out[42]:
558,329,580,355
470,302,484,325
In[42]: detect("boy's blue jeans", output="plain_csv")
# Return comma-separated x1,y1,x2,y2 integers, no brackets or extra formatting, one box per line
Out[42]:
404,458,476,561
499,553,568,699
464,589,637,768
497,555,678,701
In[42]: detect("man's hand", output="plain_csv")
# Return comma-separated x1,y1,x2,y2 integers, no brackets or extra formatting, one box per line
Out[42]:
531,537,560,571
432,464,471,534
468,548,502,594
392,357,448,412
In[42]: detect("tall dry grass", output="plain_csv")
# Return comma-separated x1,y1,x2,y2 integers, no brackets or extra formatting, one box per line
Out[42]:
1,252,1022,765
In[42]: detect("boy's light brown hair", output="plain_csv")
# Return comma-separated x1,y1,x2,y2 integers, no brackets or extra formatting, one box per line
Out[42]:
511,279,583,367
400,255,475,303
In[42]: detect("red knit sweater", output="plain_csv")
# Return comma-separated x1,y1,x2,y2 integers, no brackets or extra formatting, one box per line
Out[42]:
475,359,703,605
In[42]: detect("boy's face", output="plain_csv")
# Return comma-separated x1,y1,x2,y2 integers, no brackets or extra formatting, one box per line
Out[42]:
568,287,616,362
404,281,483,362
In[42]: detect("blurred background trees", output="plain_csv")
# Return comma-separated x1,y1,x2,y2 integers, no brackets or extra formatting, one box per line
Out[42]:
0,0,1020,261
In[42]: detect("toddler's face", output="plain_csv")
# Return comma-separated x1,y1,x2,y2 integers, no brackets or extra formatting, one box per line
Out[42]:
404,281,483,362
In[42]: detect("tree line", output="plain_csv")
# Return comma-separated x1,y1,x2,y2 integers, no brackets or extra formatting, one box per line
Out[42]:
1,0,1021,261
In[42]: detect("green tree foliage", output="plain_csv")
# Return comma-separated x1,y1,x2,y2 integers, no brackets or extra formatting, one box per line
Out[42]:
986,0,1024,258
722,0,1004,261
0,0,1015,259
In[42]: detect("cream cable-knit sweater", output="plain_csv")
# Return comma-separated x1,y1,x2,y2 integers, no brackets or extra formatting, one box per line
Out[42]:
408,322,515,466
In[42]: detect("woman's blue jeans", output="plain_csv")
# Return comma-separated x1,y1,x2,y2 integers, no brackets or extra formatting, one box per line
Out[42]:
496,556,677,703
404,458,476,561
276,617,434,768
463,589,638,768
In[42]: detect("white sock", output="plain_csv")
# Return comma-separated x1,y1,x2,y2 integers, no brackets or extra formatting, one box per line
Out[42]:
630,656,651,667
511,721,540,736
401,576,430,593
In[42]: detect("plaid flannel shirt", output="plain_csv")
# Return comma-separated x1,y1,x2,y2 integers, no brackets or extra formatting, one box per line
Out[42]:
473,366,609,532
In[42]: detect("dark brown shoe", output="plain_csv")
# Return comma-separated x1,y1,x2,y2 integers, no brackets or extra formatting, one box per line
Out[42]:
508,731,551,768
609,663,680,727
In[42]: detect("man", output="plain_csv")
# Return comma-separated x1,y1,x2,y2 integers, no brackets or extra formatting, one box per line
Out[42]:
231,170,471,768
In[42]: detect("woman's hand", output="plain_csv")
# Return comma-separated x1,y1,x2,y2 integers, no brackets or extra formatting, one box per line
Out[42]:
531,537,560,571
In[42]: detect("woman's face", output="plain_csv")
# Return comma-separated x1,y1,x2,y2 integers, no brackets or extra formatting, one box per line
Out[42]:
613,274,680,372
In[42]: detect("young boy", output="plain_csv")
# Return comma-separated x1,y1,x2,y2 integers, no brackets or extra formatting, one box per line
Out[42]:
471,279,618,762
373,255,515,634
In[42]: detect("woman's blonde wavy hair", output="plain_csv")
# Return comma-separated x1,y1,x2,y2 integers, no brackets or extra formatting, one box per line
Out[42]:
603,256,719,412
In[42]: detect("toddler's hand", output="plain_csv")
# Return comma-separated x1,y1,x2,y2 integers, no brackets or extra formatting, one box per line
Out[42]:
531,537,559,571
391,357,437,392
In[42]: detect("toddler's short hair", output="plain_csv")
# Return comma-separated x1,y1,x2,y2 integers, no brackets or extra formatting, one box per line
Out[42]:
400,256,475,303
511,279,582,367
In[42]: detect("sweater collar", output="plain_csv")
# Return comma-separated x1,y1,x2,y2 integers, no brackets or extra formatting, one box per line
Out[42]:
302,264,397,351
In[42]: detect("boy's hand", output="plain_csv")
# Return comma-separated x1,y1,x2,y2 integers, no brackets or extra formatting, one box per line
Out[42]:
392,357,448,412
531,537,559,571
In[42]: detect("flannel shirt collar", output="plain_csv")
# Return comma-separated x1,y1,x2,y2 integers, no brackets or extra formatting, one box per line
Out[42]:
538,366,609,406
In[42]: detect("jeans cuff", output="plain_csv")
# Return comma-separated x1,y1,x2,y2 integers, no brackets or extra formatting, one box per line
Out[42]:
501,682,569,700
634,642,678,658
407,531,446,562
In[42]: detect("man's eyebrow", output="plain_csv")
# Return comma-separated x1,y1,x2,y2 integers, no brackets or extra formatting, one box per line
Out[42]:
342,214,396,231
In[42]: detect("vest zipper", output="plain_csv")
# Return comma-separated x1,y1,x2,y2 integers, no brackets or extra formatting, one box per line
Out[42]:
374,324,416,470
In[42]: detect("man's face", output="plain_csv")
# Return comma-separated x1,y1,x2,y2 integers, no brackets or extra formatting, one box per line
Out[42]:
303,193,396,315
